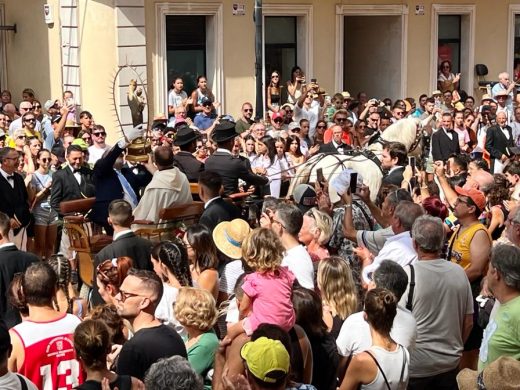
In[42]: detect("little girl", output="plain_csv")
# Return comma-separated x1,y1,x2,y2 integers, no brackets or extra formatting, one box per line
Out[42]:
226,228,296,341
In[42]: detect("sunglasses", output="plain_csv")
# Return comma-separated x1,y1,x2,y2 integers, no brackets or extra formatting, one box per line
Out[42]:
17,135,26,139
40,158,51,163
202,103,213,107
24,118,36,122
82,136,91,141
336,118,348,122
33,105,42,109
285,109,293,112
317,125,327,129
274,119,283,124
244,108,253,113
93,132,106,137
395,112,404,116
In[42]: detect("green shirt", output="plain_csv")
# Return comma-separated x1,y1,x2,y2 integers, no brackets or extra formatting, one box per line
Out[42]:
187,331,219,388
479,295,520,371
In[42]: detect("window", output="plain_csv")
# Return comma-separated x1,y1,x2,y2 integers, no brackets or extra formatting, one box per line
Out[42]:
165,15,206,96
265,16,297,89
438,15,461,74
514,14,520,80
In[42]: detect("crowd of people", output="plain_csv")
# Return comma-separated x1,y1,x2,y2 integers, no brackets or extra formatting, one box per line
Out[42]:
0,62,520,390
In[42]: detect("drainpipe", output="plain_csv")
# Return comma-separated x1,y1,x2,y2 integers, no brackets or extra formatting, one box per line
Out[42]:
254,0,263,121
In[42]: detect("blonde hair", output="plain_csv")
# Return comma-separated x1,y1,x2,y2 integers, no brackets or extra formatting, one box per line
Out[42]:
317,256,358,320
306,208,333,245
174,287,218,332
242,228,284,273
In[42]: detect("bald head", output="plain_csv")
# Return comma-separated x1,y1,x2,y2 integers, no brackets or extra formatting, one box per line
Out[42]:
465,169,494,192
331,125,343,143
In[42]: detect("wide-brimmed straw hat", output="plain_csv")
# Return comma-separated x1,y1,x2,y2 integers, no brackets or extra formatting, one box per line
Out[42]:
212,219,251,259
457,356,520,390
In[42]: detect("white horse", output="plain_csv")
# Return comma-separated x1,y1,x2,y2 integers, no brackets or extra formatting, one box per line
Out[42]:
288,118,422,202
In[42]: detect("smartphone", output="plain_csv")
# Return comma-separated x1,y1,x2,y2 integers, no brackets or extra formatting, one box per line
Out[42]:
316,168,325,185
349,172,358,194
445,160,451,175
408,156,416,170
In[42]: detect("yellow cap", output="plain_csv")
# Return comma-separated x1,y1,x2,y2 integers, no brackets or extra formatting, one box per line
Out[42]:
240,337,290,384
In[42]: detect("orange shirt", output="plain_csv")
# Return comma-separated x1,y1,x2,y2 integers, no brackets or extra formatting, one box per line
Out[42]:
323,127,352,145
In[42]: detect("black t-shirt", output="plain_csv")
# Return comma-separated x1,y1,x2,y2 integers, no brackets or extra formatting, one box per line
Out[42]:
116,324,187,380
75,375,132,390
309,334,339,390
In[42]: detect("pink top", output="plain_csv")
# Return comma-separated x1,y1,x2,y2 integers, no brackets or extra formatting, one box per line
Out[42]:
242,266,296,334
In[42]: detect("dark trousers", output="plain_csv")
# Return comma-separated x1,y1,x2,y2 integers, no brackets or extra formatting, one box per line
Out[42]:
408,368,458,390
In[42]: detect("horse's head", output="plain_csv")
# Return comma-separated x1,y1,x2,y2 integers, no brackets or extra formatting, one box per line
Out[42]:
378,118,422,152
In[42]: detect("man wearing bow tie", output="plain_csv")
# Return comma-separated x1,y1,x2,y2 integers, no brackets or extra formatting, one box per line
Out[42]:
319,125,352,154
50,144,96,215
431,112,460,163
0,148,32,242
486,111,515,173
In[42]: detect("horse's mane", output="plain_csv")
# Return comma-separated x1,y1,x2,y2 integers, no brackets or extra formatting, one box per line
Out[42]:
373,117,420,151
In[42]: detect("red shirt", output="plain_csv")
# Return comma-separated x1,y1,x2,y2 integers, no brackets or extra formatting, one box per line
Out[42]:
323,127,352,145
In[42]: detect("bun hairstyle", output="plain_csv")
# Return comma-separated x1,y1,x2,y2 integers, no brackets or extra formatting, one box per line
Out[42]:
73,319,111,370
8,273,28,317
422,196,449,220
96,256,133,294
364,288,398,336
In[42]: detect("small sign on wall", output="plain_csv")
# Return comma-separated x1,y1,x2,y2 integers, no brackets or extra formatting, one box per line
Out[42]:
233,3,245,16
415,5,425,16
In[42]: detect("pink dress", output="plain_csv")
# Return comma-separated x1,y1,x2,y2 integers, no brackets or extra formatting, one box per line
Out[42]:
242,266,296,335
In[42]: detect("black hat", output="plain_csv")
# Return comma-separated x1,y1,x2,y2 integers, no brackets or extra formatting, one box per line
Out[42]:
152,121,167,131
51,114,62,124
201,96,213,106
173,125,200,146
212,120,237,143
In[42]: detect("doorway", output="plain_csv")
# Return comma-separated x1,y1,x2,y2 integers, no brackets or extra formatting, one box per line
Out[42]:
343,15,403,100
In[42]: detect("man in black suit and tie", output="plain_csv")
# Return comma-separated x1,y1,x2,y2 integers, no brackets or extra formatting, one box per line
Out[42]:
50,144,96,215
486,111,515,173
381,142,407,186
91,199,153,306
198,171,241,232
319,125,352,154
0,148,32,240
91,126,153,234
172,124,204,182
431,112,460,163
205,119,268,195
0,212,39,327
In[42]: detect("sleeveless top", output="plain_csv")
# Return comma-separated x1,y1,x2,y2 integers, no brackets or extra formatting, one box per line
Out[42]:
12,313,83,389
448,222,491,270
362,345,409,390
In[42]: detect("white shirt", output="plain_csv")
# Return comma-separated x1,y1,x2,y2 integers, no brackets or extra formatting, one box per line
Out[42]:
336,305,417,357
500,126,511,140
442,127,453,141
88,144,111,165
113,229,133,241
293,100,320,140
281,244,314,289
362,231,417,283
68,165,81,185
0,372,38,390
0,242,16,249
9,117,42,136
204,196,221,209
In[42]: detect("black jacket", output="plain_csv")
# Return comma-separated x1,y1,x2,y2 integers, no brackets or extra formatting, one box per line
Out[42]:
50,165,96,215
205,151,268,195
0,172,31,230
319,141,352,154
486,125,515,171
431,128,460,162
199,197,241,232
173,151,204,183
382,166,405,186
0,245,39,327
91,231,153,306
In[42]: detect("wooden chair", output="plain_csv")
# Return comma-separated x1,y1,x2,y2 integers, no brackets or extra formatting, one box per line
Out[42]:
60,197,112,287
133,201,205,241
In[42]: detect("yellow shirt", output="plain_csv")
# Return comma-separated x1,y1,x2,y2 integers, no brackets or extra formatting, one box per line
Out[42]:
448,222,490,270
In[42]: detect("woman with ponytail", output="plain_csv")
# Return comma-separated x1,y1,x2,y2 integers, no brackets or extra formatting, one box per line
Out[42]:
48,254,87,319
339,288,409,390
73,319,143,389
150,240,192,337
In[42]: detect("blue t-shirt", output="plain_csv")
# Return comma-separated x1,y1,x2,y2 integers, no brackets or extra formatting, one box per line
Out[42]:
194,113,217,131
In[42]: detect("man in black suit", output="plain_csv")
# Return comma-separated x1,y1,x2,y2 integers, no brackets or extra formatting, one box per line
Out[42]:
381,141,407,186
319,125,352,154
0,212,39,327
0,148,32,239
172,125,204,182
205,120,268,195
50,144,96,216
91,126,153,234
91,199,153,306
198,171,241,232
486,111,515,173
431,112,460,163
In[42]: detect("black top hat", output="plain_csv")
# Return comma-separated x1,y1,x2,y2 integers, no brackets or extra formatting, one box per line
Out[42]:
212,120,237,143
173,125,200,146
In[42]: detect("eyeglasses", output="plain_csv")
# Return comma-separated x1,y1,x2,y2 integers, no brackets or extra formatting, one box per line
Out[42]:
244,108,253,113
271,218,286,230
33,105,42,109
117,290,143,303
455,197,474,207
93,132,106,137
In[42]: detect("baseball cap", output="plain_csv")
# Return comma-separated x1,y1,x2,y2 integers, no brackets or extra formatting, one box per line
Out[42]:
51,114,62,124
44,99,58,112
240,337,290,384
71,138,89,151
281,103,294,111
292,184,316,212
288,122,301,132
201,97,213,106
432,90,442,96
341,91,352,99
272,112,283,121
455,186,486,212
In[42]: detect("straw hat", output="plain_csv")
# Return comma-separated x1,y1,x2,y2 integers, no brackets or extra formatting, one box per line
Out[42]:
457,356,520,390
212,218,251,259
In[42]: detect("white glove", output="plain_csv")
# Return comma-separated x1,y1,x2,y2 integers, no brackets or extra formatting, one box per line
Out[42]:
118,125,144,148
